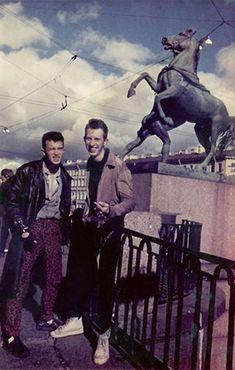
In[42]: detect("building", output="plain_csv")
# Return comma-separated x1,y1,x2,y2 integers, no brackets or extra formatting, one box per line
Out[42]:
64,159,87,208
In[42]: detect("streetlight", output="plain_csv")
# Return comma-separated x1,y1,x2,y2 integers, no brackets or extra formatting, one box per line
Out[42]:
199,35,213,50
0,126,10,133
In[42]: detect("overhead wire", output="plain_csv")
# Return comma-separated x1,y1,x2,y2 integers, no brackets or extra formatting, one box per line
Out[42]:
0,52,170,130
207,0,235,30
0,1,231,91
4,1,229,75
225,22,235,29
0,78,59,113
0,53,80,111
63,57,171,110
208,0,226,22
0,4,133,73
0,94,59,109
8,108,61,130
0,4,156,117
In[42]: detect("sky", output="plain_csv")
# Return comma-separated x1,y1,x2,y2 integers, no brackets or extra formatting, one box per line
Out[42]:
0,0,234,170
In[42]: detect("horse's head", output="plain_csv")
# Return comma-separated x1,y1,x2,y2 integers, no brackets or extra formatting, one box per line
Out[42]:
162,29,198,54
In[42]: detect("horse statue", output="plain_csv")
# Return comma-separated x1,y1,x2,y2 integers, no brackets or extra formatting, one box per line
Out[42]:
121,29,233,170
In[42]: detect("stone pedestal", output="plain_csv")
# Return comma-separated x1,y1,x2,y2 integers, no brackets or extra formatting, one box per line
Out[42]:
125,164,235,260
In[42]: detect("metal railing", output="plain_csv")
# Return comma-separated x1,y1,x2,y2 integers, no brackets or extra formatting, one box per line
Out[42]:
111,228,235,370
159,219,202,252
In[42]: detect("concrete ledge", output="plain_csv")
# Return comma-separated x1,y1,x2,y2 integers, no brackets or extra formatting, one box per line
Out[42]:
158,163,235,183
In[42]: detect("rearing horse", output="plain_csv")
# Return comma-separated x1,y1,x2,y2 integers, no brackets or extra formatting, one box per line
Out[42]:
121,29,232,170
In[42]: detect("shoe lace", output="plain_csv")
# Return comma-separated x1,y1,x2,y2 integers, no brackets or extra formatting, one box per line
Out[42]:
98,337,109,354
56,318,73,332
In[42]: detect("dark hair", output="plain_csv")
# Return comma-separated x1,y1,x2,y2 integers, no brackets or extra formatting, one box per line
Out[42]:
1,168,14,178
42,131,64,150
84,118,108,140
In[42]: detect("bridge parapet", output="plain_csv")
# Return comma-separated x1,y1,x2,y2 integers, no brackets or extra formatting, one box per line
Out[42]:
109,228,235,370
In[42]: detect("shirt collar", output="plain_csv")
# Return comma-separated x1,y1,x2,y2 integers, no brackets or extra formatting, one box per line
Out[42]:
43,161,61,177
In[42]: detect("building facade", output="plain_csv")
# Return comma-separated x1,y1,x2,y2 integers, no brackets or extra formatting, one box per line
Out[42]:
64,159,87,208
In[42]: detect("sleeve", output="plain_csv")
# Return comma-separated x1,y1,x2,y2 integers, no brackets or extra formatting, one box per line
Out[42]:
7,166,29,234
109,161,135,218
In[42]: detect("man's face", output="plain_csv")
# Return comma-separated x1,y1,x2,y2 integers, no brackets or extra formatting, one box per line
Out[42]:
84,128,107,161
43,140,64,165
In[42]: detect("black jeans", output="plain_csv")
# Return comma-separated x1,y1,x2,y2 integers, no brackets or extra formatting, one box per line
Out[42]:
66,213,123,333
0,216,10,254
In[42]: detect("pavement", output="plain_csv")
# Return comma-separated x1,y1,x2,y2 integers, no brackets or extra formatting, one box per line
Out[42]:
0,251,134,370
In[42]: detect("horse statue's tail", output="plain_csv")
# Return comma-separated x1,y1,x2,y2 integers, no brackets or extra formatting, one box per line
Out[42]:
217,116,235,153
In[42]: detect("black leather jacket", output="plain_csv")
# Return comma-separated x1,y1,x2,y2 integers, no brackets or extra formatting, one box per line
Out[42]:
7,158,72,234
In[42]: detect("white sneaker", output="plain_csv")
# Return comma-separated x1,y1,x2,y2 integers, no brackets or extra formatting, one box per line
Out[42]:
50,317,84,338
93,329,110,365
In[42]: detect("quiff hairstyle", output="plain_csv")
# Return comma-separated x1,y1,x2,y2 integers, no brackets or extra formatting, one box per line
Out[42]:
84,118,108,140
42,131,64,150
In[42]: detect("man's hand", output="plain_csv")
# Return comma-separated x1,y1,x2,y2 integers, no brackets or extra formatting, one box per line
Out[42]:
21,230,37,252
94,201,110,218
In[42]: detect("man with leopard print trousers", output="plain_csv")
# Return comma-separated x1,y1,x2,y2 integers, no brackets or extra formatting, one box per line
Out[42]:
0,131,71,358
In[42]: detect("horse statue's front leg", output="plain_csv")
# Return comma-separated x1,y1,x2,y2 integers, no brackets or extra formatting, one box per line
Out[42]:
127,73,146,98
127,72,156,98
127,84,137,98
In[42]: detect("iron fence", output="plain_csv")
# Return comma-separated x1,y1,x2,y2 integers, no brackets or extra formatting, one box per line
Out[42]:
159,219,202,253
111,228,235,370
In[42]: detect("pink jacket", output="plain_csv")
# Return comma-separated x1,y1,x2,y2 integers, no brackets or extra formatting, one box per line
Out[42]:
83,151,135,226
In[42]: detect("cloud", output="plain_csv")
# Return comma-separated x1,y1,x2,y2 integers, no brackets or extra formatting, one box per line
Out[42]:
0,2,51,49
216,43,235,89
57,2,101,25
199,44,235,115
74,28,157,71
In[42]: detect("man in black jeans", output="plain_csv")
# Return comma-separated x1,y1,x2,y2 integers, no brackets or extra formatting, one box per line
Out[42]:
51,118,135,365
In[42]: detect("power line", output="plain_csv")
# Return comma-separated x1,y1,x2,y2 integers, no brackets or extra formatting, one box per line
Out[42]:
0,4,140,74
0,59,233,133
1,0,232,97
207,0,235,31
225,21,235,29
4,1,232,76
0,3,143,75
65,58,170,109
0,61,160,130
0,94,59,108
0,52,169,107
8,108,60,130
0,56,166,120
209,0,226,22
0,53,78,107
0,78,57,113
